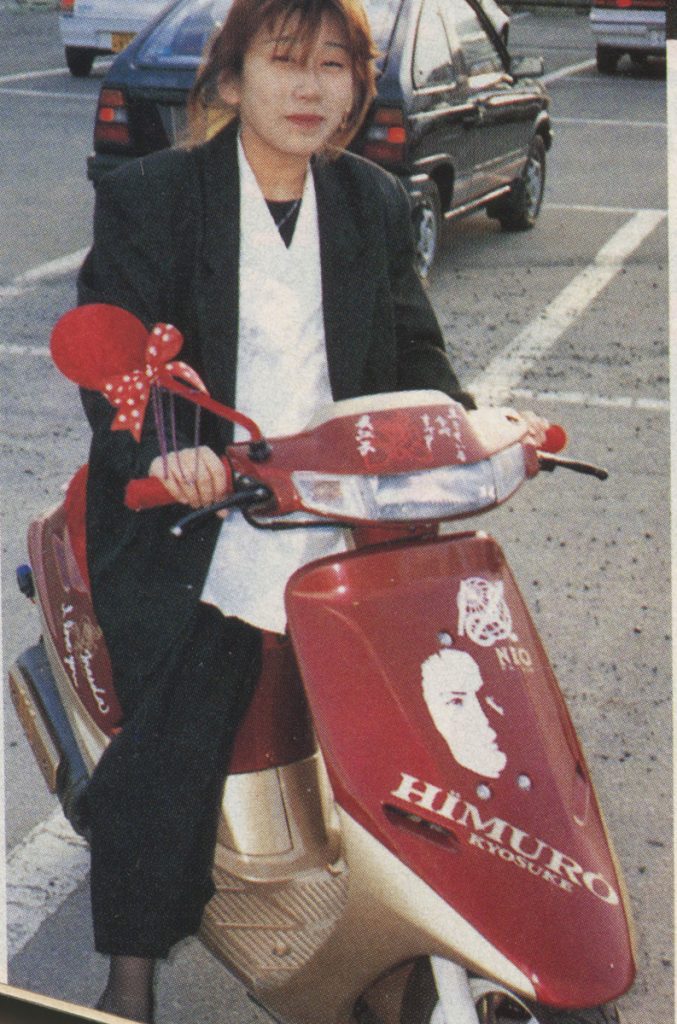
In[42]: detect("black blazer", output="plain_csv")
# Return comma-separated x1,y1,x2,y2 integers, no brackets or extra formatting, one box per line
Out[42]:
77,122,473,689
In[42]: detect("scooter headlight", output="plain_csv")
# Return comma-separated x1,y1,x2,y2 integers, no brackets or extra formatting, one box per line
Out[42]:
291,443,526,522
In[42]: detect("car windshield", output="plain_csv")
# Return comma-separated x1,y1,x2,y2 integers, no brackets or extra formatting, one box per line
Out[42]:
137,0,400,69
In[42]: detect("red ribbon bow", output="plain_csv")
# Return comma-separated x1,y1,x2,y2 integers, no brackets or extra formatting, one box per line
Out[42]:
101,324,207,441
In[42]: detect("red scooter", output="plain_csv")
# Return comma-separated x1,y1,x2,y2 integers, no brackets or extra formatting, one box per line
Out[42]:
10,305,635,1024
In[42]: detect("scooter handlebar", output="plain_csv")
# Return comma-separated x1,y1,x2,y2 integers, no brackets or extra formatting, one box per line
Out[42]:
541,423,567,454
125,476,178,511
123,422,571,512
125,455,236,511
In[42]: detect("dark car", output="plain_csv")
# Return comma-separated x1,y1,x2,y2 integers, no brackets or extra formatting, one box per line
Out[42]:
88,0,552,276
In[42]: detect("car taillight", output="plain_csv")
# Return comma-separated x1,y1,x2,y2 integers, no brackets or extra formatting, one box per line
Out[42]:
94,88,132,149
59,0,74,14
593,0,664,7
362,107,407,166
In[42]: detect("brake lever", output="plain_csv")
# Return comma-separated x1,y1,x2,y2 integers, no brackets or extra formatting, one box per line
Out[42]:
170,483,273,538
538,452,608,480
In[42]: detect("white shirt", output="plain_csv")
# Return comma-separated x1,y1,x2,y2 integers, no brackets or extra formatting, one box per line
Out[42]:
200,141,348,633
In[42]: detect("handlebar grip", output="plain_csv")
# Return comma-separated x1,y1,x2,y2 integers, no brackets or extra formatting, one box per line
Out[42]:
541,424,567,454
125,476,176,510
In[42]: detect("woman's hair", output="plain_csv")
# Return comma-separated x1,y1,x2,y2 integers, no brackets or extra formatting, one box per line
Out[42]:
185,0,378,151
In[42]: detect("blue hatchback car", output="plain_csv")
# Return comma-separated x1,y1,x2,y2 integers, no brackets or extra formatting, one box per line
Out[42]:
88,0,552,276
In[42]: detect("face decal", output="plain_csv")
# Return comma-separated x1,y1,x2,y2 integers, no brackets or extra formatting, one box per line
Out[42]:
457,577,517,648
421,649,507,779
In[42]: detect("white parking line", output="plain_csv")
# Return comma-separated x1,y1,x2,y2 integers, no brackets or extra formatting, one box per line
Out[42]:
6,809,89,962
0,87,95,101
543,59,596,84
0,248,88,306
0,68,69,84
0,343,50,357
511,388,669,413
548,203,667,216
0,63,110,84
470,209,667,405
552,117,666,130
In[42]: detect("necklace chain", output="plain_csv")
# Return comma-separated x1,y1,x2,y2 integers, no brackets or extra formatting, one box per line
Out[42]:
272,198,301,230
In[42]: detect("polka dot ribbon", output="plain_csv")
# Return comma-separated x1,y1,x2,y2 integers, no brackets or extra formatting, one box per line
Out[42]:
102,323,208,441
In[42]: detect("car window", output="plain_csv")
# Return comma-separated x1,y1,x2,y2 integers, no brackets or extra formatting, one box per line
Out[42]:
443,0,504,77
412,0,457,89
362,0,402,57
138,0,401,70
137,0,231,68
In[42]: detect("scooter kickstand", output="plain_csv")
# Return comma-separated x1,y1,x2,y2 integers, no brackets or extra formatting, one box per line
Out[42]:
430,956,479,1024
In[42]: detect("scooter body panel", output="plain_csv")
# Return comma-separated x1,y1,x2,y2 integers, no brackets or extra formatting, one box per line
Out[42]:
285,532,635,1007
26,498,122,735
24,486,316,774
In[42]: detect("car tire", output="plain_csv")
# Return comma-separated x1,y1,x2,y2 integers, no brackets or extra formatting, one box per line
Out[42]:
412,181,442,280
596,45,619,74
65,46,96,77
629,51,649,68
488,134,545,232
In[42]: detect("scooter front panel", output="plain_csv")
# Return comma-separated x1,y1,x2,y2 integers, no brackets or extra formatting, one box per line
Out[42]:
285,533,635,1008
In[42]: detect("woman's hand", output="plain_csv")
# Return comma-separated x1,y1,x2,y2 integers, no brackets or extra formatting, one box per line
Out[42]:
149,447,229,508
467,408,550,451
518,410,549,449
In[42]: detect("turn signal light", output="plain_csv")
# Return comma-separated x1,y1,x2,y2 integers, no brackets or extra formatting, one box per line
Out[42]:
94,88,132,149
362,107,407,166
59,0,75,13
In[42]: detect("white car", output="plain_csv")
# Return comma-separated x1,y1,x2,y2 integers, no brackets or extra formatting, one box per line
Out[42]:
59,0,169,76
590,0,666,73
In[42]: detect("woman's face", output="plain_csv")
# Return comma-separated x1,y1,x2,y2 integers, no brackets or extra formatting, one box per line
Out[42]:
220,10,356,175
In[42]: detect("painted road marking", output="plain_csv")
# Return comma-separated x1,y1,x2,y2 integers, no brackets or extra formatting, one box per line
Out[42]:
510,389,668,413
6,809,89,962
552,117,665,130
548,204,666,216
0,68,74,84
0,248,88,305
543,59,596,85
0,87,95,101
471,210,667,405
0,63,110,84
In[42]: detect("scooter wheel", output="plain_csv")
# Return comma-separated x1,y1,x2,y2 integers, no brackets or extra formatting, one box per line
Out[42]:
400,958,621,1024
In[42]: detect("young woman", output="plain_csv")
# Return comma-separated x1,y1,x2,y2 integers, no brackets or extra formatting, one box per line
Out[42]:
76,0,478,1018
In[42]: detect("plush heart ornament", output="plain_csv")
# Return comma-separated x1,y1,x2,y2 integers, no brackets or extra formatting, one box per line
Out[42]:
51,304,262,442
50,304,208,441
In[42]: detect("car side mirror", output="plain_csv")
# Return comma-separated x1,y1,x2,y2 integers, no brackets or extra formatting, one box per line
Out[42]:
510,55,545,79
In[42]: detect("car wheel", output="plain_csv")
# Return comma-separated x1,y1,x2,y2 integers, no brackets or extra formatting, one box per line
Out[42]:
488,135,545,232
412,181,442,279
629,51,649,68
596,45,619,74
65,46,96,77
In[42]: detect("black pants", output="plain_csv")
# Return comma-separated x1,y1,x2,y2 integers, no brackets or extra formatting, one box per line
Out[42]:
84,603,263,958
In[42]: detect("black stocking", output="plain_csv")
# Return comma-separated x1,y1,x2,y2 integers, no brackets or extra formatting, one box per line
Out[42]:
96,955,156,1023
